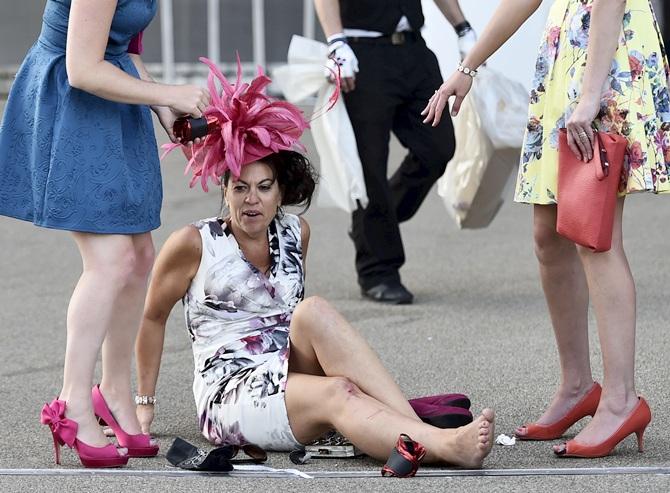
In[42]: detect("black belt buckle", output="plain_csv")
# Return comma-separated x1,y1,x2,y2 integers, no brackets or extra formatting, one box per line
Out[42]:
390,32,406,45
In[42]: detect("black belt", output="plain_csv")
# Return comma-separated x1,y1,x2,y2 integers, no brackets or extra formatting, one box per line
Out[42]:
348,31,420,46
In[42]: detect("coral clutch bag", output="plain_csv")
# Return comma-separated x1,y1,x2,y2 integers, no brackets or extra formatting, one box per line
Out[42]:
557,129,628,252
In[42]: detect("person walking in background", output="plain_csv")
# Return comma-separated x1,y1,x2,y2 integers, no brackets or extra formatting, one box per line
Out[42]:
314,0,476,304
0,0,209,467
425,0,667,457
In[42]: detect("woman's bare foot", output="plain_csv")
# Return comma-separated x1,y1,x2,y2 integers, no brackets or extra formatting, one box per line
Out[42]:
515,382,594,437
441,408,495,468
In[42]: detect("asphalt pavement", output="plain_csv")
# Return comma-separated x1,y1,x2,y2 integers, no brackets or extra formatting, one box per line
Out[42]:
1,103,669,492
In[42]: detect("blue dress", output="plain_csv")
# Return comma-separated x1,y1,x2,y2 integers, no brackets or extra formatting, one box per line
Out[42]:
0,0,162,234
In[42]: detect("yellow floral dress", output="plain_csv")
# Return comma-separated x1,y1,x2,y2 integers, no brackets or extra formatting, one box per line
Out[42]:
515,0,670,204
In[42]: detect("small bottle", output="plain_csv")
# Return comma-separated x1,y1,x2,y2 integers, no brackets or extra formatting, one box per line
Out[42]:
173,115,220,142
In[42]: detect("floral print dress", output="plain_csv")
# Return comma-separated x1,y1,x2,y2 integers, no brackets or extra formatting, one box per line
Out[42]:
515,0,670,204
183,214,304,450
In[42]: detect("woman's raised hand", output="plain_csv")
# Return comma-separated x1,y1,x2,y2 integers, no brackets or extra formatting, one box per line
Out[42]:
422,71,473,126
167,84,211,119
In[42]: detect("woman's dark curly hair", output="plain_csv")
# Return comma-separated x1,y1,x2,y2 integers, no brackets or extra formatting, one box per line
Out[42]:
222,150,319,214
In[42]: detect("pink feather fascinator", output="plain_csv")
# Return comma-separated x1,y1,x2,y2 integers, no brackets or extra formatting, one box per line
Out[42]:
162,55,338,192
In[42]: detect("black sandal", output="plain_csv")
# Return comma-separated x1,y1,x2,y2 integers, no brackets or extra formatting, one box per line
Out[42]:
381,434,426,478
166,437,234,472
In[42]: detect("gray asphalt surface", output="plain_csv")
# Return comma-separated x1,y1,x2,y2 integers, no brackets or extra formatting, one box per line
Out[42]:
1,102,669,492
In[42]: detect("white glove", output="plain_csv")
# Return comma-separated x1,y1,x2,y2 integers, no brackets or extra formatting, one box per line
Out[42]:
457,27,477,61
325,38,359,81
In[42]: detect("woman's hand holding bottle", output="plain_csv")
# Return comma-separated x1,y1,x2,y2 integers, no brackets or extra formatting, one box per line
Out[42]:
154,106,179,143
166,84,211,119
156,84,211,144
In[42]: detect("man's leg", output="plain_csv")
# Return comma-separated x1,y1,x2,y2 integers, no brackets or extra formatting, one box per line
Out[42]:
391,41,456,223
344,42,407,295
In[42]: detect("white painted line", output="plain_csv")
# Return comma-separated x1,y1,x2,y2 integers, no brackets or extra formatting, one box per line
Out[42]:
1,466,670,479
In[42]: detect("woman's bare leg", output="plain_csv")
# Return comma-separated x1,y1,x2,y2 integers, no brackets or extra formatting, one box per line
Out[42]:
289,296,417,419
285,373,494,467
59,233,153,447
517,205,594,434
555,198,638,450
99,233,155,436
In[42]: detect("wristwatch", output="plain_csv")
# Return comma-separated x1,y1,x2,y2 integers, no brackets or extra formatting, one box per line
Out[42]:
453,20,473,38
135,395,156,406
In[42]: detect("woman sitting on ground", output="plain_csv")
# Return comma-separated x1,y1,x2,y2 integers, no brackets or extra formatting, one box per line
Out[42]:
134,63,494,466
134,149,494,467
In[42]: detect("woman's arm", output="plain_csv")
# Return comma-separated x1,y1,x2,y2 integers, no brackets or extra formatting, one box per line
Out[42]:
129,54,178,143
300,217,311,277
423,0,543,125
565,0,627,161
66,0,209,117
135,226,202,432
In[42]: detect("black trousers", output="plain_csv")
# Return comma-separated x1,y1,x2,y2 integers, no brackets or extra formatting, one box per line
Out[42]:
344,36,455,289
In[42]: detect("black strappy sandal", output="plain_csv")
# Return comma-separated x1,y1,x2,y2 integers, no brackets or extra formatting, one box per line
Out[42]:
381,434,426,478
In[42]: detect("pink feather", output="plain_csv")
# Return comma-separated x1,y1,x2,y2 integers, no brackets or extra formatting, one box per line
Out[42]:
161,55,310,190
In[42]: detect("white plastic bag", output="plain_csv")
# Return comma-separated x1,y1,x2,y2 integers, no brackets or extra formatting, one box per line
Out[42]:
438,67,528,229
471,67,529,149
273,35,368,212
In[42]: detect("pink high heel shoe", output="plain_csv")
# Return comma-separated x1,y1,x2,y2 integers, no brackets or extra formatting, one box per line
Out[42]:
92,385,159,457
40,398,129,468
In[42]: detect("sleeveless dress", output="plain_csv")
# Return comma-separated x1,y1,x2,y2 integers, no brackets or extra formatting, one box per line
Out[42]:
183,215,305,450
515,0,670,204
0,0,162,233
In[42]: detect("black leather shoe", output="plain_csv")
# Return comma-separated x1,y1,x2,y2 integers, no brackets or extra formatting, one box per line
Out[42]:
361,282,414,304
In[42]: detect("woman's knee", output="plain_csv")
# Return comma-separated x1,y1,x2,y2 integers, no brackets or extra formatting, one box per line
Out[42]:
82,236,154,286
325,376,361,411
287,376,361,430
292,296,332,332
533,221,570,265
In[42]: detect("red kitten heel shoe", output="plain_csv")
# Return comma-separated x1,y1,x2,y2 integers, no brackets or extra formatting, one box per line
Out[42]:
40,399,129,468
515,382,602,441
92,385,159,458
554,397,652,458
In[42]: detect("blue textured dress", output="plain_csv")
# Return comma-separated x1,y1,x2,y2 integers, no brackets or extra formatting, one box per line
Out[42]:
0,0,162,233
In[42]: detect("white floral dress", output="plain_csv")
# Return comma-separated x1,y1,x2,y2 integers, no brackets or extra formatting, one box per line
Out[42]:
183,214,304,450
